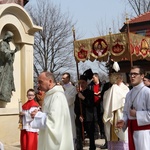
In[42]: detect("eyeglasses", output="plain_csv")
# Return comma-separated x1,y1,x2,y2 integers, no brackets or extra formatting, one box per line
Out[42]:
129,73,141,77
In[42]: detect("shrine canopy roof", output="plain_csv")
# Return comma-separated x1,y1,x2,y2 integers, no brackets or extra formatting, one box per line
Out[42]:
74,32,150,62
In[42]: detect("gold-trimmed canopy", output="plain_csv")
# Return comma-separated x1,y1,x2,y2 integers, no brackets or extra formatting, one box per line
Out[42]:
74,32,150,62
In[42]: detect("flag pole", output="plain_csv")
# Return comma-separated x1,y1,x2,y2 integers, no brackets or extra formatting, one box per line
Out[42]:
72,27,85,143
126,16,133,67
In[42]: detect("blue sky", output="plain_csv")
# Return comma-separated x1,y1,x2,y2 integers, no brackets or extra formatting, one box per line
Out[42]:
54,0,129,38
52,0,133,39
29,0,133,39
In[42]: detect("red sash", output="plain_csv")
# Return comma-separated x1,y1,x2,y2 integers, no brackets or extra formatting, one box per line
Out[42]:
128,119,150,150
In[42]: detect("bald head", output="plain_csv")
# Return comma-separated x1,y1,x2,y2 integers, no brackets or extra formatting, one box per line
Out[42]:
38,72,56,92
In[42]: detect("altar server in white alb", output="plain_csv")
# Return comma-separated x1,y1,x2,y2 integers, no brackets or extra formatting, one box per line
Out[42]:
117,66,150,150
31,71,74,150
20,89,39,150
61,72,77,147
103,73,129,150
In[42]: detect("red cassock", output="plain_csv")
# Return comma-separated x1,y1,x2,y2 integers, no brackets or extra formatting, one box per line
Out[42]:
20,99,39,150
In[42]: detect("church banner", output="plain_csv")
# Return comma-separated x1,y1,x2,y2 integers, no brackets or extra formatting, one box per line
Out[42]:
74,32,150,62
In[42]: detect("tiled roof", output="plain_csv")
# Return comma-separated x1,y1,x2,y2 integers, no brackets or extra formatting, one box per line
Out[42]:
129,11,150,24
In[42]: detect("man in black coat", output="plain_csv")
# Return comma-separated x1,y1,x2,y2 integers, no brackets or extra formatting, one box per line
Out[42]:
75,75,96,150
88,73,105,139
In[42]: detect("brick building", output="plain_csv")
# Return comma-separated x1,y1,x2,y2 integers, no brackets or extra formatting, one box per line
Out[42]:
120,11,150,37
119,12,150,73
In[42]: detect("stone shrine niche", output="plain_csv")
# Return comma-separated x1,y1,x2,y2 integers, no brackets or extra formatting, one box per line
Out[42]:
0,4,41,145
0,4,42,108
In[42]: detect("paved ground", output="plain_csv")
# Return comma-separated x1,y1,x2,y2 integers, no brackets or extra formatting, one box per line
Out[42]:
4,138,107,150
83,138,107,150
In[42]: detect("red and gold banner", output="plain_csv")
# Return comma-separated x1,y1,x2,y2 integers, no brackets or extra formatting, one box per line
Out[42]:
74,32,150,62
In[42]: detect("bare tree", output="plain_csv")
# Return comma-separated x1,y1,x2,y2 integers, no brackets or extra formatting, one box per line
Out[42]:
126,0,150,15
25,0,76,81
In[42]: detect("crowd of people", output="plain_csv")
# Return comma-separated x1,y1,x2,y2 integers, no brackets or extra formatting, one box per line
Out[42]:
18,65,150,150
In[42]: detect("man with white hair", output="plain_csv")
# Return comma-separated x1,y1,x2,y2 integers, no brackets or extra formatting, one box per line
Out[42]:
103,73,129,150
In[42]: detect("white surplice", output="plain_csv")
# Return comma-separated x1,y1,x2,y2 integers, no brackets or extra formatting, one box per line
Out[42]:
123,82,150,150
22,107,39,132
63,83,77,139
103,83,129,142
31,85,74,150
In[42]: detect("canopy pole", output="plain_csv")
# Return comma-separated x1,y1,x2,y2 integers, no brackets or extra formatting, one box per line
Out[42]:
72,27,80,80
108,28,112,75
126,16,133,67
72,27,85,143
